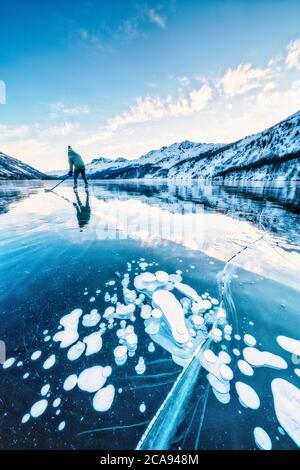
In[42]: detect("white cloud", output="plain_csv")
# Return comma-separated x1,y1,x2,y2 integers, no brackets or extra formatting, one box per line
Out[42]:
39,121,79,137
286,39,300,70
178,76,190,86
106,83,212,132
147,9,166,28
217,63,272,96
0,124,30,139
49,102,90,118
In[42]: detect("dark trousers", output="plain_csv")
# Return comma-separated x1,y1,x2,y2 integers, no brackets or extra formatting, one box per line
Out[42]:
74,168,88,185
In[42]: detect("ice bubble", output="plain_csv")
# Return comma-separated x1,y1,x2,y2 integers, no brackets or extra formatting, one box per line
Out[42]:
114,345,128,365
224,325,233,335
41,384,50,396
233,348,240,356
89,297,96,303
58,421,66,431
53,398,61,408
116,303,136,318
148,342,155,353
44,336,51,342
139,402,146,413
63,374,78,391
235,382,260,410
82,309,101,327
295,369,300,378
271,378,300,447
211,298,219,305
141,304,152,319
237,360,254,376
191,315,204,328
30,399,48,418
43,354,56,370
104,292,111,302
219,364,233,381
152,290,190,344
155,271,169,283
203,349,217,363
135,357,146,375
234,334,241,341
211,328,222,343
17,361,23,367
22,413,30,424
212,388,231,404
140,272,156,283
102,366,112,378
31,350,42,361
224,334,232,341
243,347,287,369
145,318,160,335
96,289,101,294
244,334,256,347
151,308,162,319
83,331,102,356
207,373,230,394
2,357,15,369
53,309,82,349
169,274,182,283
276,336,300,355
23,372,29,379
108,280,115,286
254,427,272,450
126,333,138,349
103,306,115,319
216,308,226,325
219,351,231,364
93,384,115,412
67,341,85,361
78,366,107,393
43,330,49,335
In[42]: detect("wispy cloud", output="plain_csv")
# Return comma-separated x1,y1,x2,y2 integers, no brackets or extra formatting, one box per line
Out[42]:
217,63,273,97
0,124,30,139
49,102,90,118
286,39,300,70
147,8,166,28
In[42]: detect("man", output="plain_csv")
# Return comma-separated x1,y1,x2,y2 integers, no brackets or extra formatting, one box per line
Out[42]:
68,145,88,190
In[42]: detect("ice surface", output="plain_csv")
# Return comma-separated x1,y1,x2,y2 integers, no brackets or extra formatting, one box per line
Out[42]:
271,378,300,447
78,366,107,393
30,399,48,418
254,427,272,450
93,384,115,412
53,308,82,348
276,336,300,355
43,354,56,370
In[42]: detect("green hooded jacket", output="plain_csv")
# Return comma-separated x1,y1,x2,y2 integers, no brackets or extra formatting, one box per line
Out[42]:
68,148,85,171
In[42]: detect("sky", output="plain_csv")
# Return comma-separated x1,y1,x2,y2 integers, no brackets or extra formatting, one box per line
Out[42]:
0,0,300,172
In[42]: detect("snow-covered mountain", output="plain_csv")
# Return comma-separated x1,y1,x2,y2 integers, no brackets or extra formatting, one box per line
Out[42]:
0,152,48,179
47,110,300,181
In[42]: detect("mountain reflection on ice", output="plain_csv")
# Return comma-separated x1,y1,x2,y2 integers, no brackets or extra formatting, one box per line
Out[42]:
0,180,299,450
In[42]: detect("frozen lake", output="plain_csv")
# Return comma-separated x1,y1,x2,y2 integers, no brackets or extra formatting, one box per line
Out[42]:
0,179,299,450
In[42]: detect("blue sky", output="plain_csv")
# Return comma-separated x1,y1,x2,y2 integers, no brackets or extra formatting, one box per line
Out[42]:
0,0,300,171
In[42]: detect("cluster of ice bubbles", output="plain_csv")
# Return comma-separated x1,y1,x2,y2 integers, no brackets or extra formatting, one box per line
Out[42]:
2,258,300,449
